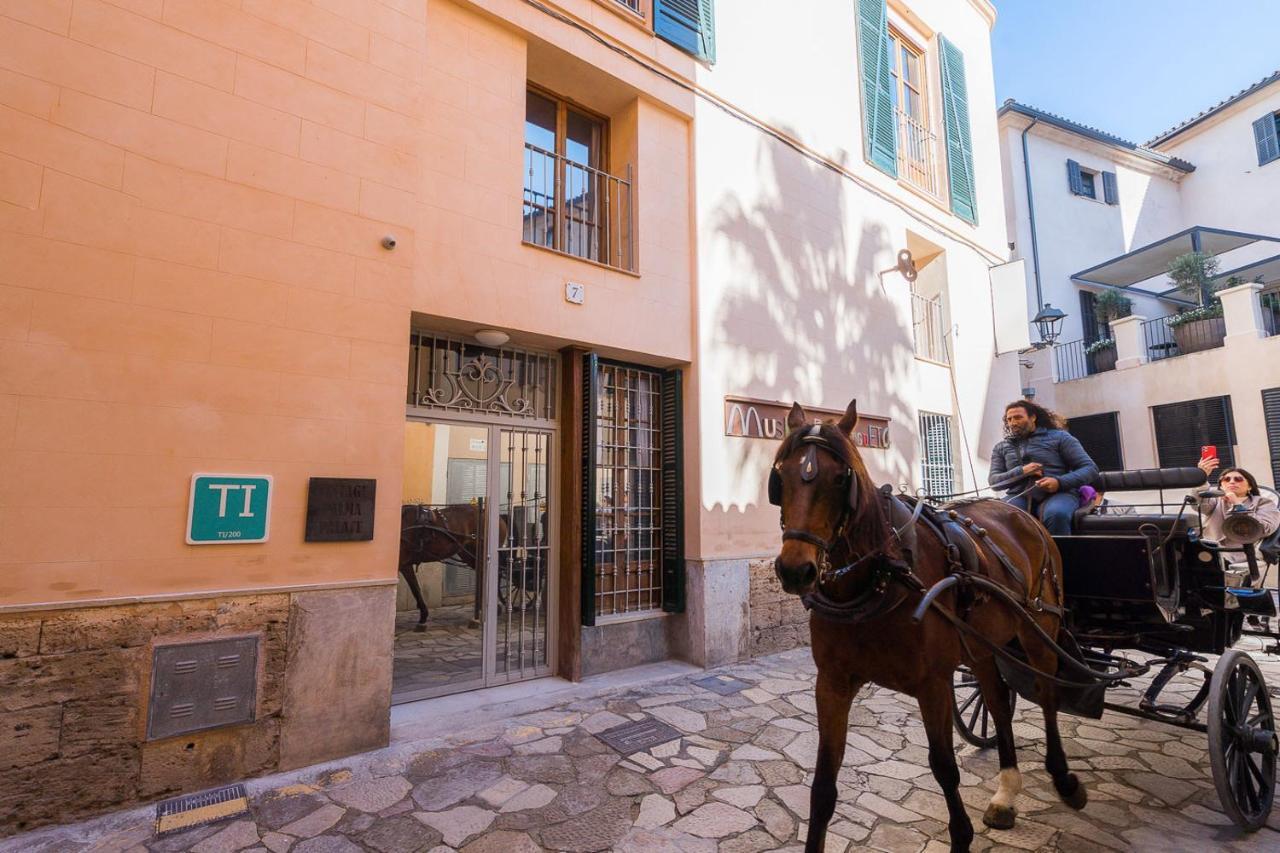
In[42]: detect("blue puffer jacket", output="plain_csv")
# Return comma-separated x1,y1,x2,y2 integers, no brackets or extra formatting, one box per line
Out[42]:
989,427,1099,495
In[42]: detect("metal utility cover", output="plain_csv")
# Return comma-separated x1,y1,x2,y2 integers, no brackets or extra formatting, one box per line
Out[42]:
155,783,249,836
596,718,682,754
692,674,752,696
148,637,258,740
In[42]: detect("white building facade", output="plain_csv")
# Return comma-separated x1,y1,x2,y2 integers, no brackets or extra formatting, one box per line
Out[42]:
687,0,1022,658
998,72,1280,487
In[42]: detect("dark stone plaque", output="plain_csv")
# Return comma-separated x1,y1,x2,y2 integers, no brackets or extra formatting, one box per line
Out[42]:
305,478,376,542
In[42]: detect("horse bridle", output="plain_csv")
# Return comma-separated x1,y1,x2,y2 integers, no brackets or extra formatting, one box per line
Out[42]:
770,425,859,571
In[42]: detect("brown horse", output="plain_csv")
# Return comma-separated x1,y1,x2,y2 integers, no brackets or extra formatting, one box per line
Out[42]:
399,503,504,629
771,400,1085,852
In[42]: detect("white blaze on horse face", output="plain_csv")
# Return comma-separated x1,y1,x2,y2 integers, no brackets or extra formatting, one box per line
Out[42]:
989,767,1022,809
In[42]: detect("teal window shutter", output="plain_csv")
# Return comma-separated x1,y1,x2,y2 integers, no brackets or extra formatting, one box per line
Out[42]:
1254,113,1279,166
856,0,897,177
938,34,976,224
1102,170,1118,205
1066,159,1083,195
655,0,715,63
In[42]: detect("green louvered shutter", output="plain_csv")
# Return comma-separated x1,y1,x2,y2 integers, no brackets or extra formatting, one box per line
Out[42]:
856,0,896,177
1254,113,1280,166
655,0,715,63
938,34,977,224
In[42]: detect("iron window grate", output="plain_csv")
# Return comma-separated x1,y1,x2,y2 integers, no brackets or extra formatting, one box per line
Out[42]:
919,411,956,497
593,362,664,616
407,331,557,421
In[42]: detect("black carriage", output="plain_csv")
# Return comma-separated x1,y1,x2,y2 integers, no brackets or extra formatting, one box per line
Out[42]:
949,466,1280,831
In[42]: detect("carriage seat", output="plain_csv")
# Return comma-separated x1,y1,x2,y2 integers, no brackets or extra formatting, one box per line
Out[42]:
1073,513,1189,536
1066,467,1205,537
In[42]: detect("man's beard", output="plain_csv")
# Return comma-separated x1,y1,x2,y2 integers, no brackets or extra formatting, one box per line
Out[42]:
1005,423,1030,439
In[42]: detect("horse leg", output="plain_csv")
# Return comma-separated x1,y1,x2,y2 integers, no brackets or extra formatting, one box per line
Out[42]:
1026,635,1087,810
919,679,974,853
399,561,430,630
804,673,859,853
967,655,1021,829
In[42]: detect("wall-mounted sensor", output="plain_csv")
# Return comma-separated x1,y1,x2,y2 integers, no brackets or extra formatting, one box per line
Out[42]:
381,235,397,250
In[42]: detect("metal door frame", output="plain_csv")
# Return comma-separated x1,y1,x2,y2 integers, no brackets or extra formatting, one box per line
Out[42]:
399,411,559,697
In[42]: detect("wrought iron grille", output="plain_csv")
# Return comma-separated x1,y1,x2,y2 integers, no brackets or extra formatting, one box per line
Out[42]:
911,292,948,364
407,332,557,421
593,362,664,616
919,411,956,497
897,109,942,198
1053,337,1113,383
523,142,634,272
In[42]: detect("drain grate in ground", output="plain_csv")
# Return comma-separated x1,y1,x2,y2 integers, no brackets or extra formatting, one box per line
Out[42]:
155,783,249,836
596,717,682,753
693,674,752,696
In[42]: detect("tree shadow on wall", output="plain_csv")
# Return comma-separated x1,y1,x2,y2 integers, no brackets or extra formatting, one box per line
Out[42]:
708,127,919,530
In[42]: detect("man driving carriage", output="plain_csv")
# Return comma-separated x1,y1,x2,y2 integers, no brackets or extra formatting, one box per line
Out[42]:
989,400,1098,536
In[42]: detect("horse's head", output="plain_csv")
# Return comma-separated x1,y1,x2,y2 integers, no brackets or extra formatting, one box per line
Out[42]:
770,399,866,595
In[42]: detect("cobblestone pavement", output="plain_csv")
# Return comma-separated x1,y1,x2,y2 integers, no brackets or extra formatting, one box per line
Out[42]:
10,640,1280,853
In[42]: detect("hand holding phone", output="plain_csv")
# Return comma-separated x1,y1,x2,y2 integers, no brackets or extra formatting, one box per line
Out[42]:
1200,445,1217,462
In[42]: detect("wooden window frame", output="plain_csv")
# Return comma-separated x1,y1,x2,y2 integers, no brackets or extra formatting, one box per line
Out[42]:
525,85,613,261
888,27,928,127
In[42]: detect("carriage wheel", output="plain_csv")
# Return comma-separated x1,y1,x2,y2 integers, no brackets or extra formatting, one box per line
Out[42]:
1208,650,1277,831
952,665,1016,749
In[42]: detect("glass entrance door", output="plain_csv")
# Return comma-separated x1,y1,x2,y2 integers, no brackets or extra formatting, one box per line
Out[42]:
395,420,554,704
490,428,552,684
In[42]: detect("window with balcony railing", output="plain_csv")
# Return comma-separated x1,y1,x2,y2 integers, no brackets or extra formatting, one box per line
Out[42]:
889,28,942,198
523,89,634,272
911,291,948,364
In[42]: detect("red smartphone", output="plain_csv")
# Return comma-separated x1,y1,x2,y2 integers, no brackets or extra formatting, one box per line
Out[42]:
1200,445,1217,461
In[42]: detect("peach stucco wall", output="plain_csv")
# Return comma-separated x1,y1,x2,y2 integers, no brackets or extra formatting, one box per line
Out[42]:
0,0,695,609
418,0,693,363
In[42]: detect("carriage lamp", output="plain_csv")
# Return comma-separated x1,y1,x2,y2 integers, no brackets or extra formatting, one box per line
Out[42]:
1032,303,1067,347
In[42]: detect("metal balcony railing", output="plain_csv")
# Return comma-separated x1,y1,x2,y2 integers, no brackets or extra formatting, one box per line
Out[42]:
523,142,634,273
1142,314,1226,361
1262,291,1280,337
896,109,942,198
911,292,948,364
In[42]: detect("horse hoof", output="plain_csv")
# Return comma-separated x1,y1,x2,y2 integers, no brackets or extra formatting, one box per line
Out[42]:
1056,774,1088,810
982,803,1017,830
414,623,427,633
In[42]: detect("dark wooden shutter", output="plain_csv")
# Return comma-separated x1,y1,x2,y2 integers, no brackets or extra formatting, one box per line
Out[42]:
1079,290,1101,344
1254,113,1280,166
660,367,685,613
1068,412,1123,472
1263,387,1280,488
938,34,976,224
1152,395,1236,470
856,0,897,177
655,0,716,63
1066,159,1084,195
580,353,598,626
1102,171,1118,205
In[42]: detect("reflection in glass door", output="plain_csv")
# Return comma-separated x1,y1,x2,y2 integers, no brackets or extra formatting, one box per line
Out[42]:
491,428,552,683
395,420,555,704
394,422,489,703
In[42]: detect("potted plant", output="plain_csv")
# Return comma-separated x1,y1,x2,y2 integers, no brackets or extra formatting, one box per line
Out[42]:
1093,289,1132,334
1085,337,1117,373
1165,252,1226,354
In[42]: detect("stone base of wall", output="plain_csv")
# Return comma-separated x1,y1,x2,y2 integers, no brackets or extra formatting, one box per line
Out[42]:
0,585,394,836
748,558,810,657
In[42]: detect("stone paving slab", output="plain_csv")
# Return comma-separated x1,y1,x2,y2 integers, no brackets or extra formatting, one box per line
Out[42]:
7,641,1280,852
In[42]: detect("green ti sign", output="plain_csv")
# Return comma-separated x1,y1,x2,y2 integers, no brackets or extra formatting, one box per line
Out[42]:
186,474,273,544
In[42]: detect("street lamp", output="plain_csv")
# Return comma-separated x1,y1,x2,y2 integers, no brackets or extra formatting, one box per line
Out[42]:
1031,303,1067,347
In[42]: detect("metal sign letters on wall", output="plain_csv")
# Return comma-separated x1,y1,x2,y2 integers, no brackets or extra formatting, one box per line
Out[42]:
723,397,890,449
